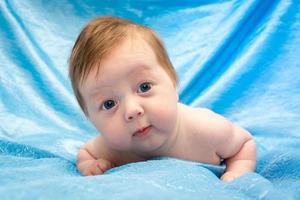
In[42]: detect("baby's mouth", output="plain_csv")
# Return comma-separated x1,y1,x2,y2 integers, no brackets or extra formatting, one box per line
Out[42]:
133,125,152,138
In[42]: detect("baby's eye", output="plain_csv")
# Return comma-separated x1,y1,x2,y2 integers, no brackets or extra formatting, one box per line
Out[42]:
137,82,152,93
101,99,117,110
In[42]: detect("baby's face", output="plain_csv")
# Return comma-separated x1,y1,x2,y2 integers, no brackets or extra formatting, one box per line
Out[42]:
80,37,179,154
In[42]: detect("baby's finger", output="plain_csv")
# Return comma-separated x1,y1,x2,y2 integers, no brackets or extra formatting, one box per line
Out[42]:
91,163,104,175
82,169,93,176
220,171,237,182
97,159,114,172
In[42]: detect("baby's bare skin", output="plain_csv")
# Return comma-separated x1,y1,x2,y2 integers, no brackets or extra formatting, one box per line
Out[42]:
77,36,256,181
77,103,256,181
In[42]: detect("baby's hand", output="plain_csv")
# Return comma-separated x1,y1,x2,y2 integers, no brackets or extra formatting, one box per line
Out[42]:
220,171,239,182
78,158,114,176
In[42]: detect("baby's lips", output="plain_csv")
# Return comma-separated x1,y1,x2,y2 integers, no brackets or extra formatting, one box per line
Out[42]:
133,125,151,137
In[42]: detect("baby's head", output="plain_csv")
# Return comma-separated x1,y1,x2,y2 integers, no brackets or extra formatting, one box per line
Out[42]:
69,16,177,116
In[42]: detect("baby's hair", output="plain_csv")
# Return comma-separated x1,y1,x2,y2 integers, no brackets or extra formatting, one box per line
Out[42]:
69,16,177,115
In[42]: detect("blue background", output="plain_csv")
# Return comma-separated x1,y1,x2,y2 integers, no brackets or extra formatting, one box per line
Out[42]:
1,0,300,199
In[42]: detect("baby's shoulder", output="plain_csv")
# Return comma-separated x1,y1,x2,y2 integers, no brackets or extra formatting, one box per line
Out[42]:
179,103,215,120
179,103,230,132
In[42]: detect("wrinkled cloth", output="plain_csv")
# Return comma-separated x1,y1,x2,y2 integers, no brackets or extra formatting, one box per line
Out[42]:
0,0,300,199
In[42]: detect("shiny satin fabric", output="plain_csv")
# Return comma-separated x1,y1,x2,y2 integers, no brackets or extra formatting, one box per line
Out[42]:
0,0,299,199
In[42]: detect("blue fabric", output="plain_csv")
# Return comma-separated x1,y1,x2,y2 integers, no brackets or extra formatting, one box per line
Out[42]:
1,0,299,199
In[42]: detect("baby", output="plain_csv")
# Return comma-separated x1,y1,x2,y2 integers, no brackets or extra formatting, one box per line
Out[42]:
69,16,256,181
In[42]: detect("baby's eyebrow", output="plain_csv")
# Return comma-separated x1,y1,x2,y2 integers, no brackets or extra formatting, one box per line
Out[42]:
129,65,154,77
83,81,110,100
89,86,110,99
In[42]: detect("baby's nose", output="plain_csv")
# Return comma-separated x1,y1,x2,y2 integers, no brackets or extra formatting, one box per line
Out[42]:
126,111,143,121
125,101,144,121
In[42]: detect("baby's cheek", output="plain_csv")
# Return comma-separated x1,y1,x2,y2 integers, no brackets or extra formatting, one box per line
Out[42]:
101,125,130,150
152,99,178,131
95,118,124,144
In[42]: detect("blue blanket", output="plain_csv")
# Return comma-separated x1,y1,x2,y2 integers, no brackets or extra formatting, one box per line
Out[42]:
1,0,300,199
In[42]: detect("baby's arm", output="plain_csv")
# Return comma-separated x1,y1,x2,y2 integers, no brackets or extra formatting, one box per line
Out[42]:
77,135,144,176
77,135,115,176
208,112,256,181
216,123,256,181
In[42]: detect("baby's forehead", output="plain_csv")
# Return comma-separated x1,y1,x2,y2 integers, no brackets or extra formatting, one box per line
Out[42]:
107,35,154,57
90,37,156,72
83,62,153,89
